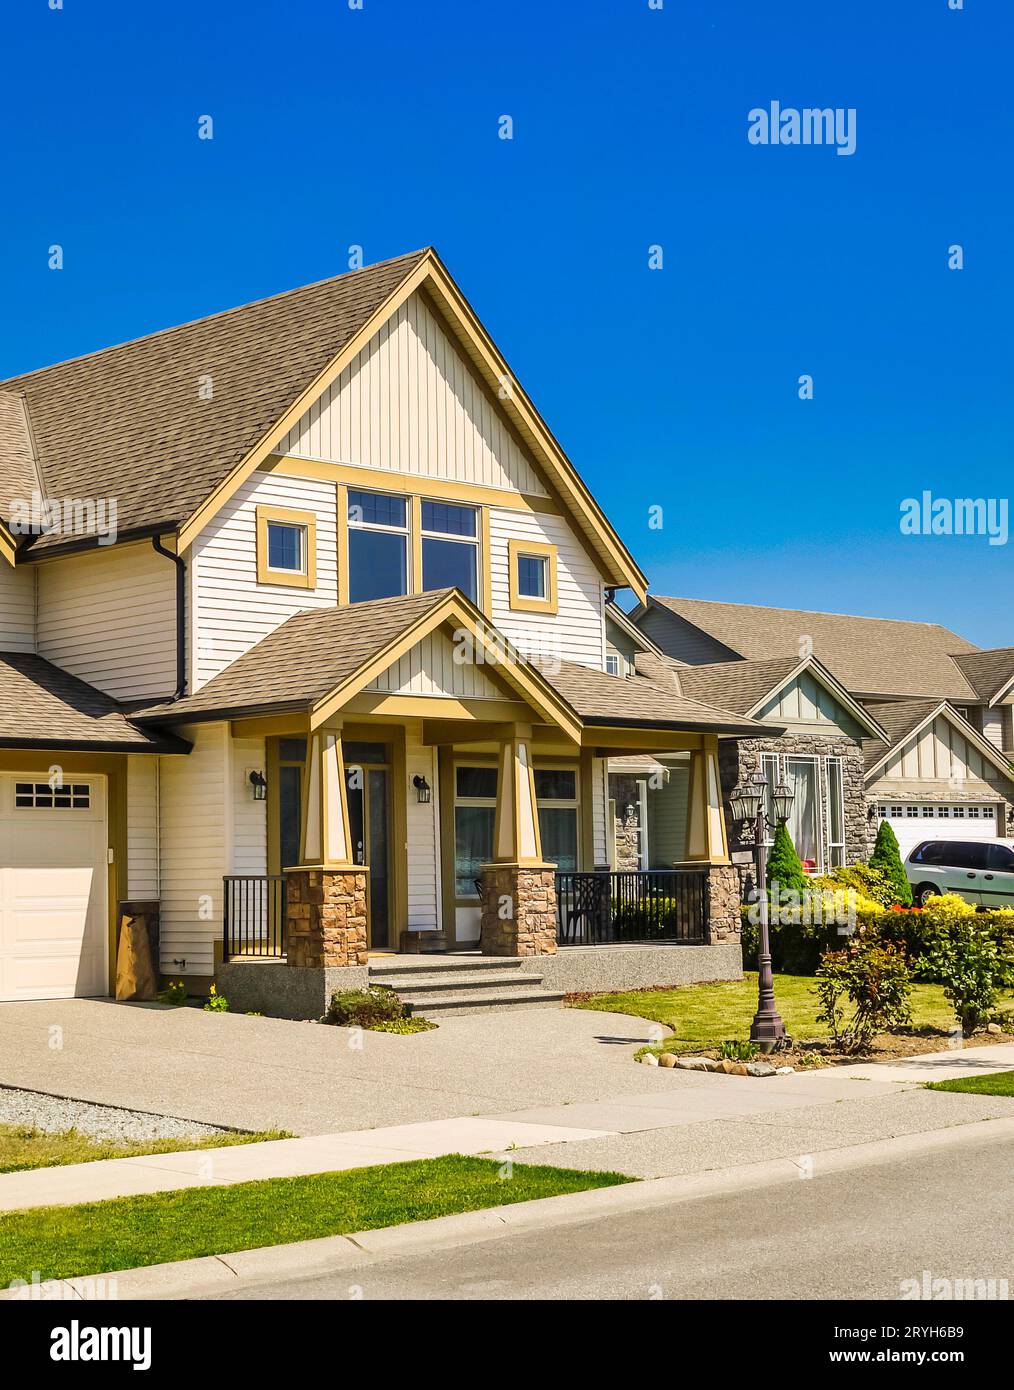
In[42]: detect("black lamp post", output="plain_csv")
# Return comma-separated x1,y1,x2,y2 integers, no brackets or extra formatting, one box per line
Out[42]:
729,768,795,1052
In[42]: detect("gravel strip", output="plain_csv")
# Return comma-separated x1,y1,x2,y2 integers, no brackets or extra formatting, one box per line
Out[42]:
0,1087,231,1143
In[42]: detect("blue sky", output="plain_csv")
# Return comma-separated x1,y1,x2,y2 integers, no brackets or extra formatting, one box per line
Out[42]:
3,0,1011,645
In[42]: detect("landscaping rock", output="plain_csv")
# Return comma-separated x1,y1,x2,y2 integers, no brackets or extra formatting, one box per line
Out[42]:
986,1022,1002,1035
720,1060,748,1075
0,1087,229,1143
676,1056,711,1071
775,1066,795,1075
641,1052,659,1066
746,1061,777,1077
658,1052,678,1068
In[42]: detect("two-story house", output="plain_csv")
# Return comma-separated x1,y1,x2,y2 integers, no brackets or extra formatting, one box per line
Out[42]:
632,596,1014,874
0,250,765,1012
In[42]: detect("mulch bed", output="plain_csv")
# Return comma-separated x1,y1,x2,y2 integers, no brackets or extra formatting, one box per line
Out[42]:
673,1026,1014,1070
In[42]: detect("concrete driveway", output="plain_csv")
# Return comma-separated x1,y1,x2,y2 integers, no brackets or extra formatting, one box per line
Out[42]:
0,999,672,1136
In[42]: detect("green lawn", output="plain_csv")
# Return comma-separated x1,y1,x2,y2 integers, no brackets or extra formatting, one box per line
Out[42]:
573,972,963,1047
0,1124,289,1175
926,1071,1014,1098
0,1155,631,1285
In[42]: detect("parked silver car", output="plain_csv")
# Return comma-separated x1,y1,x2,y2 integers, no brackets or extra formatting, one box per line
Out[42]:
904,838,1014,909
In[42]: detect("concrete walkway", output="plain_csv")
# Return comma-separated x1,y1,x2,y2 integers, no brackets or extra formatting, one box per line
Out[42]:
0,1041,1010,1212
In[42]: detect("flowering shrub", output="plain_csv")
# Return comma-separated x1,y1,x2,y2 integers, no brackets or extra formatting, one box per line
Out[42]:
815,939,913,1053
203,983,229,1012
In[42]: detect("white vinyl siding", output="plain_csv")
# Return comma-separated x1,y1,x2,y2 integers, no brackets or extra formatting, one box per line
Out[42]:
981,708,1004,751
191,471,338,689
489,509,606,668
231,734,267,876
0,564,36,652
36,544,176,701
367,630,504,699
406,723,439,932
158,723,230,977
278,291,548,497
126,756,159,899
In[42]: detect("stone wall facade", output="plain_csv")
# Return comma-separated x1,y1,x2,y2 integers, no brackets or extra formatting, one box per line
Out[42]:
284,868,369,968
718,733,869,896
609,772,644,871
703,863,742,946
479,863,558,956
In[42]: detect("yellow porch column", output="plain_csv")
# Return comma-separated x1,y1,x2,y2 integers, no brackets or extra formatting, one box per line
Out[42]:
298,727,355,868
492,724,545,866
684,735,730,864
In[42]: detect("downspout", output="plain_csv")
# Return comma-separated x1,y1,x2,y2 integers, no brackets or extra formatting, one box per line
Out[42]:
151,536,187,700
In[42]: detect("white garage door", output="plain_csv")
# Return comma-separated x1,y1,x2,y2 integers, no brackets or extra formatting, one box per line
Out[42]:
0,775,108,1002
876,802,999,860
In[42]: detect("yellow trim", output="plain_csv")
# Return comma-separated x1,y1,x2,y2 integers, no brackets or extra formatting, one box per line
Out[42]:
480,506,493,616
579,749,596,869
255,505,317,589
336,483,349,605
410,494,423,593
583,728,707,753
507,538,558,614
176,251,647,598
268,455,559,516
0,521,16,567
345,693,531,722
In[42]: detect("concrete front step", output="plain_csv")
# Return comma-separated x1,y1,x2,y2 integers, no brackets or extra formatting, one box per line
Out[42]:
370,970,546,995
400,990,566,1018
367,953,563,1016
368,955,523,977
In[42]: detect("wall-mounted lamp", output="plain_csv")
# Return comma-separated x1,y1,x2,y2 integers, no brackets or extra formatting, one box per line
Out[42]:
412,775,431,804
867,804,878,823
249,770,267,801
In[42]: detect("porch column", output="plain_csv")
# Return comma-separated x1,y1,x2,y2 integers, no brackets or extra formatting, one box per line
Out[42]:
684,736,741,946
479,724,558,956
284,726,369,969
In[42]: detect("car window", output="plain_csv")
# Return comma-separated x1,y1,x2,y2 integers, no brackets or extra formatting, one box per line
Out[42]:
987,843,1014,872
945,841,990,871
912,841,944,865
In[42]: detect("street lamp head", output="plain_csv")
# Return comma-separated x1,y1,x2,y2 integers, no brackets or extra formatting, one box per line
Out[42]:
729,775,764,824
772,779,795,826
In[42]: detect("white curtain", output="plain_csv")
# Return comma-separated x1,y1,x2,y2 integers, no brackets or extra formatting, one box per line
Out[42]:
786,759,819,869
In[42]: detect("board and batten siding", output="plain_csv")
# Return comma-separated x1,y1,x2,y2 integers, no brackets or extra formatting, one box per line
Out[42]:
881,715,1000,783
0,563,35,652
754,671,866,739
489,508,605,669
126,756,159,899
191,470,338,689
278,291,548,497
36,543,176,701
405,722,439,932
367,629,504,699
158,723,230,978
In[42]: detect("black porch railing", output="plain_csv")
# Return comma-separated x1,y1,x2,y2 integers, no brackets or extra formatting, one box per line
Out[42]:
223,875,286,960
555,869,707,946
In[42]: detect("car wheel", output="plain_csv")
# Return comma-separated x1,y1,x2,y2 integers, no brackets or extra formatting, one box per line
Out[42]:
915,883,941,908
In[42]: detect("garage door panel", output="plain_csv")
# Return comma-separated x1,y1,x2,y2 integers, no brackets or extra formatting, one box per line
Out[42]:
877,803,999,859
0,777,108,1002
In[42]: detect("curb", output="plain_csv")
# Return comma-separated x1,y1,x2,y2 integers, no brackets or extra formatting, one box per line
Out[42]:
4,1115,1010,1302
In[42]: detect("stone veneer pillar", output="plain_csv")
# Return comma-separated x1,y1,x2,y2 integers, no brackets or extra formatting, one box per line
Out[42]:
479,863,558,957
702,862,742,946
284,867,369,968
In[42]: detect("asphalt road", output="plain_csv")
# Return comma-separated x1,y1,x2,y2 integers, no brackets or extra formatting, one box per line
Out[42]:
210,1129,1013,1301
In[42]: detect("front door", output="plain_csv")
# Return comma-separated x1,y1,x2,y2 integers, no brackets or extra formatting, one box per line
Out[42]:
344,743,392,950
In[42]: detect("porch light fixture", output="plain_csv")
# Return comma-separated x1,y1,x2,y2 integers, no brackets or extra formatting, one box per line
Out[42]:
248,770,267,802
412,775,431,804
729,767,795,1053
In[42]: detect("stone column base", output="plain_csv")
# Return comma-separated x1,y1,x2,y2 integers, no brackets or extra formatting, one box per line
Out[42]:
284,867,369,968
478,863,558,957
701,862,743,946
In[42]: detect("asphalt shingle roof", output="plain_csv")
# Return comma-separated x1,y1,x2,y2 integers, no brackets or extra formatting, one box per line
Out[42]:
0,250,429,549
646,597,981,700
0,653,186,750
0,391,40,523
533,658,769,733
950,648,1014,704
672,655,803,715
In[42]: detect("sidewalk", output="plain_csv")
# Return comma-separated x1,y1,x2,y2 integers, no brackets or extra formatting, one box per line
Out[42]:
2,1043,1010,1212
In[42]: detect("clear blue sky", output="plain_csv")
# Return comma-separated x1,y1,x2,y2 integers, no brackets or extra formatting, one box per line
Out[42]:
3,1,1011,645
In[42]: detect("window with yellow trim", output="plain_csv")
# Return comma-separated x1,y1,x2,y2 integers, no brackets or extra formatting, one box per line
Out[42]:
256,505,317,589
508,538,557,614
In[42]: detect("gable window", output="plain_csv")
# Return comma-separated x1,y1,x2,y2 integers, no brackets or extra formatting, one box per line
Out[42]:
256,506,317,589
421,500,478,603
508,538,558,614
605,653,621,677
347,490,408,603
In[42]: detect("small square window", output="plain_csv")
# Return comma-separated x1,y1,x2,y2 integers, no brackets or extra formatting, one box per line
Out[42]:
517,554,546,599
267,522,305,573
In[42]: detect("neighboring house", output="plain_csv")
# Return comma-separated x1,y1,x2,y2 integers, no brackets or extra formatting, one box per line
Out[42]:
632,596,1014,864
0,249,765,1007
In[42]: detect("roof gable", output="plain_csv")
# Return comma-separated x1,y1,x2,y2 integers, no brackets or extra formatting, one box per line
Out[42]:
863,700,1014,782
647,596,979,700
951,648,1014,705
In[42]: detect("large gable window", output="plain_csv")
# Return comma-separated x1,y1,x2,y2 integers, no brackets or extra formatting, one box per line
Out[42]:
421,500,478,603
347,489,408,603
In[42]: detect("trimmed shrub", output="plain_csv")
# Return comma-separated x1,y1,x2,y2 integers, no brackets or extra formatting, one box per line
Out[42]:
814,864,897,908
921,925,1014,1037
766,823,808,903
324,986,404,1029
814,939,913,1053
869,820,912,907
